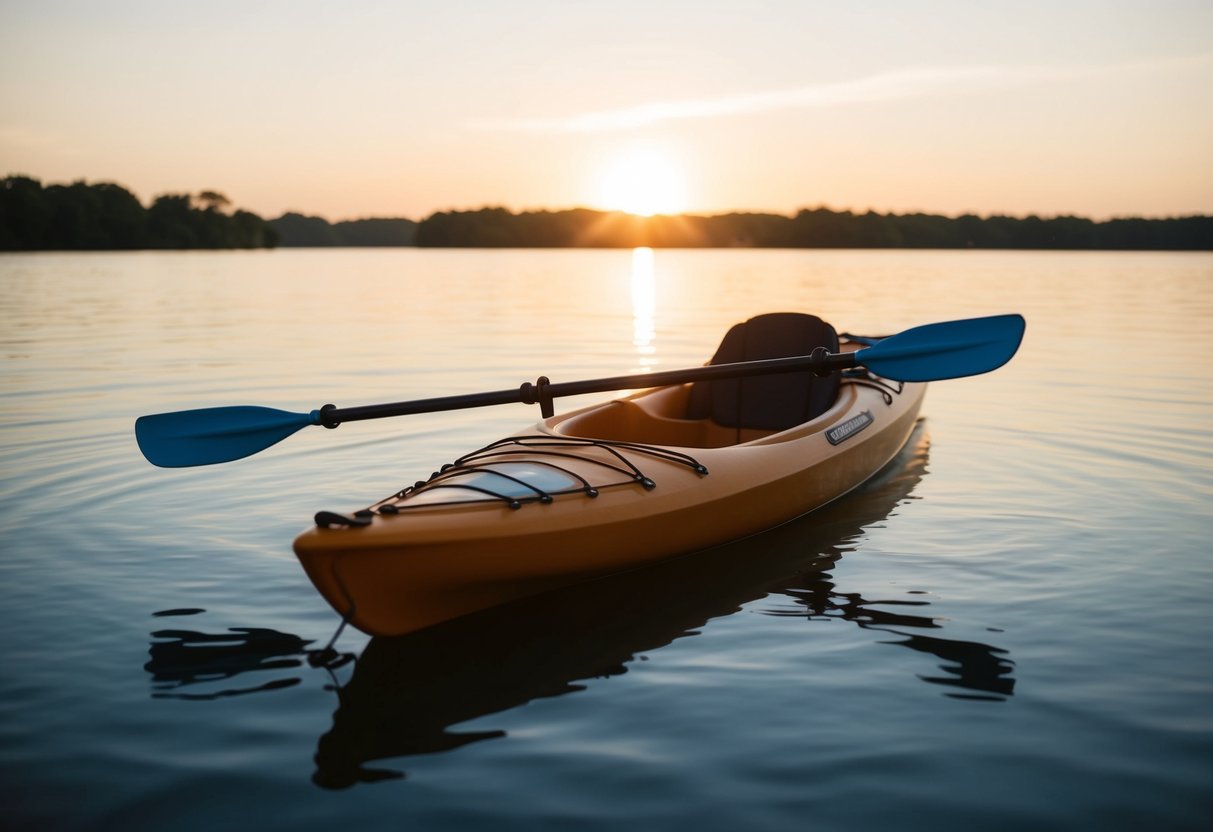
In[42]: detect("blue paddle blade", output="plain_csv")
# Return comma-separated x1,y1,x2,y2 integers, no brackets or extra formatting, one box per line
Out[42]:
135,406,319,467
856,314,1026,382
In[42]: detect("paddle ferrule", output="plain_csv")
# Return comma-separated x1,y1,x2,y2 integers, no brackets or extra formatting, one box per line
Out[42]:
812,346,853,377
315,404,340,429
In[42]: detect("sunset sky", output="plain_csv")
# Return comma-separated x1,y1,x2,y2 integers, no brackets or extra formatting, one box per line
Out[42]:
2,0,1210,221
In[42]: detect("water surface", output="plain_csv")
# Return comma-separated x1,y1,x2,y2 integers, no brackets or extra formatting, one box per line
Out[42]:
2,249,1211,830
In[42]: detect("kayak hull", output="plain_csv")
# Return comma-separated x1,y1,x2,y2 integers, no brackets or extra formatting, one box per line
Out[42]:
294,369,925,637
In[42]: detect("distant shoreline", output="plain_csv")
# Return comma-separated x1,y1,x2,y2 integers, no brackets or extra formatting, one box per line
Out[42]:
398,206,1213,251
4,175,1211,251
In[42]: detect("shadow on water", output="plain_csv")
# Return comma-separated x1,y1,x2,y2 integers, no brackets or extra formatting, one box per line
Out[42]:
142,424,1015,789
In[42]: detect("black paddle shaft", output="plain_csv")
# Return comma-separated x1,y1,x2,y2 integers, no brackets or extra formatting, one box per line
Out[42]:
319,349,857,426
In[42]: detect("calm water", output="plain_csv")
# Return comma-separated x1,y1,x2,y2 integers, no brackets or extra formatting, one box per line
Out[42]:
2,249,1211,830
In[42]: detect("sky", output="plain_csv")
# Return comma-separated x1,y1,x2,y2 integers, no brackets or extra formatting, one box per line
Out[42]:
2,0,1211,221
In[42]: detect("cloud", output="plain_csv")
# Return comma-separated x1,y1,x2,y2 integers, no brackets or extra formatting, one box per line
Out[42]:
471,56,1213,133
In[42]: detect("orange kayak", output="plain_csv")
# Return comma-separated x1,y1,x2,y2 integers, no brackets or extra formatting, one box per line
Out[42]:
294,314,926,637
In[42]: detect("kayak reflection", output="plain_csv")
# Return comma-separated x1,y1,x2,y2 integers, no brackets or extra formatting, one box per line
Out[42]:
311,425,1016,789
145,619,354,701
764,588,1015,701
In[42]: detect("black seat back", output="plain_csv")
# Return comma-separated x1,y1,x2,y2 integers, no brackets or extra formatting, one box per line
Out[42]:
686,312,840,431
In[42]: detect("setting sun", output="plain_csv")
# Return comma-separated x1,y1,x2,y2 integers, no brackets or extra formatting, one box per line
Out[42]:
596,148,688,216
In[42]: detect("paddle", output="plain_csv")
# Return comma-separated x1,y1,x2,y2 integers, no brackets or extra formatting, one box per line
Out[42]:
136,313,1024,467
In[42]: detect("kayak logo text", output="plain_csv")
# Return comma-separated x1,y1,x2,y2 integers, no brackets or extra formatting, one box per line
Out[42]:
826,410,874,446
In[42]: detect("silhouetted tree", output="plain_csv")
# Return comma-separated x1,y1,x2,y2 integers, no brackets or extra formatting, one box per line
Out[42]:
195,190,232,213
0,176,277,250
269,212,341,246
269,213,417,246
333,217,417,246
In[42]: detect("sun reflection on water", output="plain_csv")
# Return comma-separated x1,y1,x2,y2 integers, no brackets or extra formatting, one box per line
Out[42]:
630,247,657,371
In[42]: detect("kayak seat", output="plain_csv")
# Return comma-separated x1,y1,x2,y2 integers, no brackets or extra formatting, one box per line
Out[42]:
686,312,841,432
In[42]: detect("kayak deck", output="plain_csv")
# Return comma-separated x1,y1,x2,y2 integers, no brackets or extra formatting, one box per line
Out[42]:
365,433,710,514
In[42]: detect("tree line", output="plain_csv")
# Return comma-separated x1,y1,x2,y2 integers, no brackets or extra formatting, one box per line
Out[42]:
269,212,417,246
1,176,277,250
4,174,1210,251
415,206,1213,250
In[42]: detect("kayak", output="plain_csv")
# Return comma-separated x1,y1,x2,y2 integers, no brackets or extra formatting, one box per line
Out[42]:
293,313,927,637
135,312,1020,637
